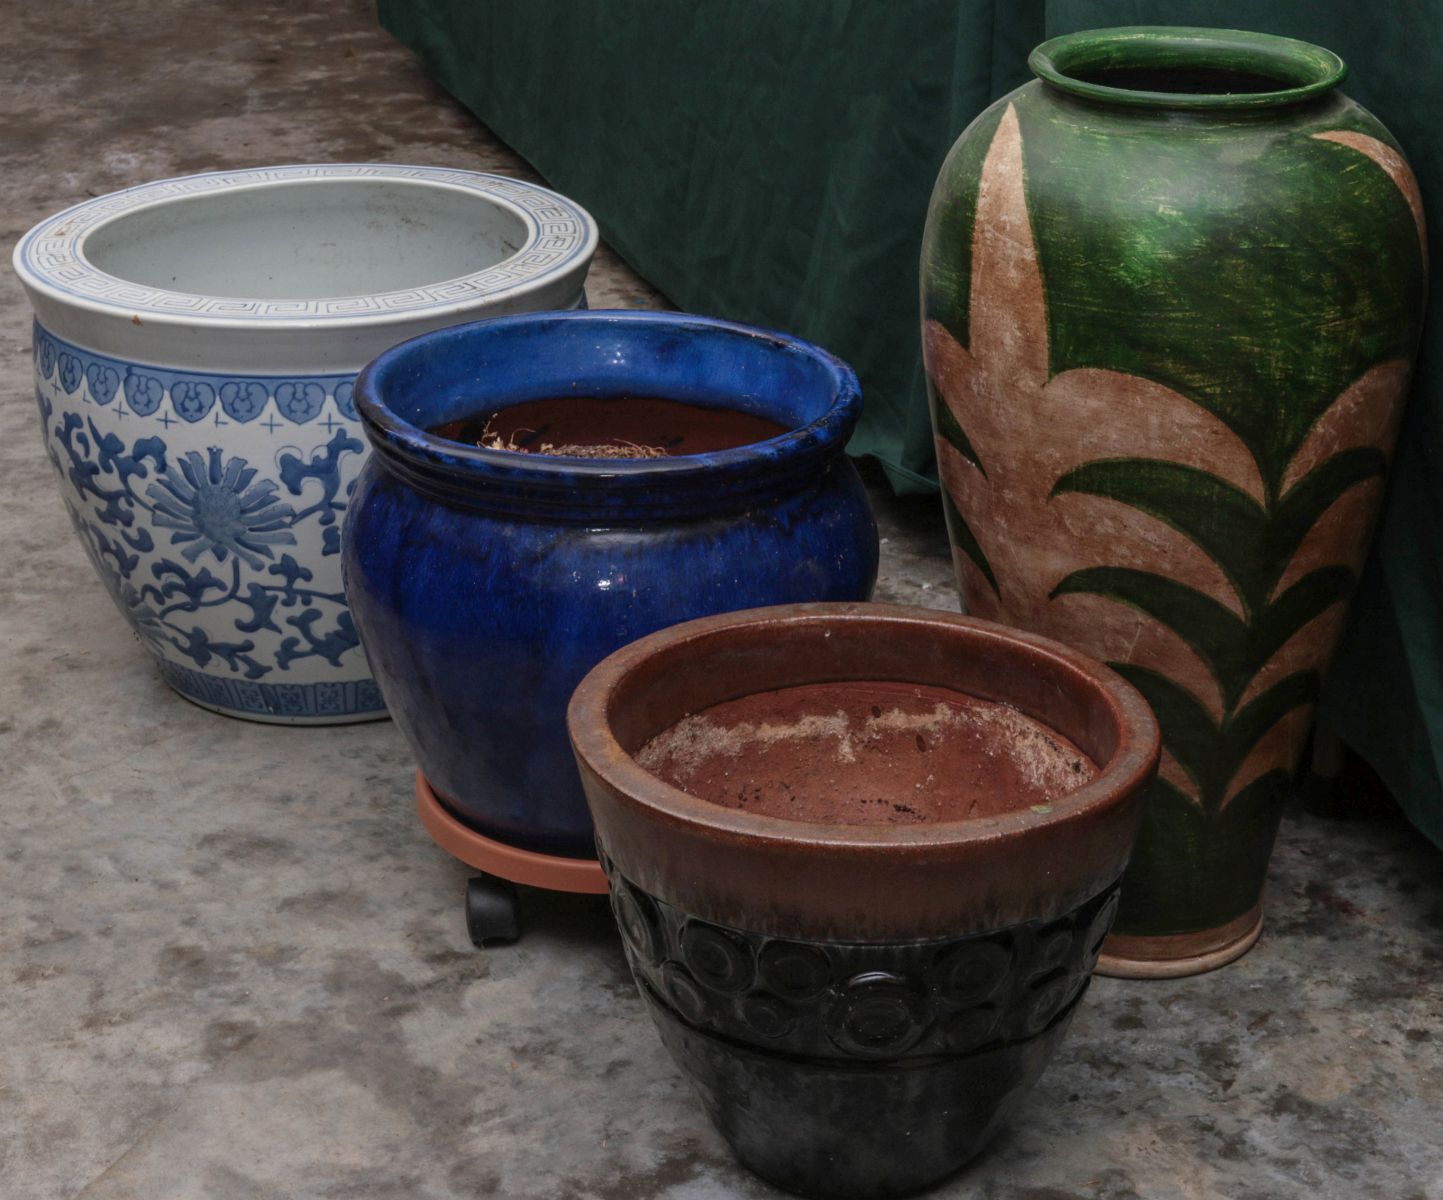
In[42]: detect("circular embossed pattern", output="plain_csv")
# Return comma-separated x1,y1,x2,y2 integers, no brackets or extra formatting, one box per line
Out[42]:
1021,974,1074,1037
660,963,711,1027
929,938,1012,1005
739,994,798,1040
1084,890,1121,963
612,884,662,966
757,940,832,1001
825,972,931,1058
1031,925,1075,978
681,922,756,994
943,1005,1001,1051
607,871,1116,1063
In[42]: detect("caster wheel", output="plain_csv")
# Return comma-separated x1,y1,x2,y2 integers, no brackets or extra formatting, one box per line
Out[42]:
466,875,521,947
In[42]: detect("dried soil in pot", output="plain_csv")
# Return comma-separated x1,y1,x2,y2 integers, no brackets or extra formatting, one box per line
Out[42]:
637,680,1098,825
430,394,788,458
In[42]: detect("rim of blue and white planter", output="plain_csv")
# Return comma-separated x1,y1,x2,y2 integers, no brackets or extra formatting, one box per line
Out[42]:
13,164,598,371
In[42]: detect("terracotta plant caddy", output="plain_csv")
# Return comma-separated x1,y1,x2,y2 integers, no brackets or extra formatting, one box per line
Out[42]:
569,602,1159,1197
343,311,878,945
920,27,1427,977
414,773,607,944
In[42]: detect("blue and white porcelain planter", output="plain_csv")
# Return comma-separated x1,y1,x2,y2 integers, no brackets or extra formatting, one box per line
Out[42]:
13,165,597,723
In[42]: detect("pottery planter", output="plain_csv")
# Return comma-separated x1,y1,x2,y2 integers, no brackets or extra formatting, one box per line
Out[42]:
569,603,1159,1198
13,165,595,722
342,311,879,859
920,28,1427,975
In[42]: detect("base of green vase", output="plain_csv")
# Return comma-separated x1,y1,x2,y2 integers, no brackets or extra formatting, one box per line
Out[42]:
1094,902,1263,980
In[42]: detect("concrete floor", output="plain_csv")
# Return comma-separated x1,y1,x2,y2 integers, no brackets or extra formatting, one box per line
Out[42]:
3,3,1442,1197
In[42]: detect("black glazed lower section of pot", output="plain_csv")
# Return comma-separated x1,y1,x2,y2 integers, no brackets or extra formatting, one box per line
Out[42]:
605,868,1119,1197
643,983,1080,1198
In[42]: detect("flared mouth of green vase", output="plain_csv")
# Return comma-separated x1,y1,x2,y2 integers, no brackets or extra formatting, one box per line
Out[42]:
1029,26,1346,110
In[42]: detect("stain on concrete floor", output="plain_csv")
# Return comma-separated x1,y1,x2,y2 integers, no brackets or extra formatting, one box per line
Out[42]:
2,2,1441,1198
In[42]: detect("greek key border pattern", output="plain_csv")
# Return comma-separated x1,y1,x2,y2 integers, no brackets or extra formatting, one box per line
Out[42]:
157,661,385,718
18,166,593,319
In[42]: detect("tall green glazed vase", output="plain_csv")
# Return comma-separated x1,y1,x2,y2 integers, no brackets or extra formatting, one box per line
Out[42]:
920,27,1427,977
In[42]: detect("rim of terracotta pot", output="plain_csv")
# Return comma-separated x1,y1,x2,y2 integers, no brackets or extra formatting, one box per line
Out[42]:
11,164,597,333
353,309,863,520
1029,26,1346,111
568,602,1160,940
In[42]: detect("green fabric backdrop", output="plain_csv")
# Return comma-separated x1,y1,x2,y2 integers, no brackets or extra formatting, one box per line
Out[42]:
379,0,1443,848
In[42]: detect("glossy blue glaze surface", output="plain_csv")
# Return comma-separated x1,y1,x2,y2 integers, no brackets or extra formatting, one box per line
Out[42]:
343,310,878,857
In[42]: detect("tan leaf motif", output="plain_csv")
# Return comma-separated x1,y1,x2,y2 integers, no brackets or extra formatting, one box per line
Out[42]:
1313,130,1427,262
925,103,1415,812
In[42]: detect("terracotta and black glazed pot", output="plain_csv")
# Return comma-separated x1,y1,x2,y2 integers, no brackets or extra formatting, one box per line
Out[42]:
920,27,1427,976
569,603,1159,1197
343,311,878,860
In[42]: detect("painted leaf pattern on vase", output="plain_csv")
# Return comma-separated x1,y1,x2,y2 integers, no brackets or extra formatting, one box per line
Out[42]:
923,102,1420,820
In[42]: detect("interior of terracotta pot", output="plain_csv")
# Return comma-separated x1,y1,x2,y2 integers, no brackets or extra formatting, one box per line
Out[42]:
637,678,1099,826
82,178,529,300
603,612,1135,828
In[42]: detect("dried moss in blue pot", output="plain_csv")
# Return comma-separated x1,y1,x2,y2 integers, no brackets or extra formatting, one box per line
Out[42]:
342,310,878,867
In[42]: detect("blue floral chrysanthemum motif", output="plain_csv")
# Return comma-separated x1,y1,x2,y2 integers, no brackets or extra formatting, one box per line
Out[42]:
171,380,216,422
220,381,269,422
125,372,164,415
147,448,298,569
85,363,121,405
31,325,378,717
276,381,325,423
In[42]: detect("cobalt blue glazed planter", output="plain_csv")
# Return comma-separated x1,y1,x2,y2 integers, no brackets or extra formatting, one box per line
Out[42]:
342,310,879,857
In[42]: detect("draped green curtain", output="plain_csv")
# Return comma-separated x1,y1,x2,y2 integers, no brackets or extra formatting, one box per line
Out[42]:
380,0,1443,848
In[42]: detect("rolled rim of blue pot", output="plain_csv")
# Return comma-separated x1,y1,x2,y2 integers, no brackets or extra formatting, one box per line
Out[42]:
352,309,864,520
